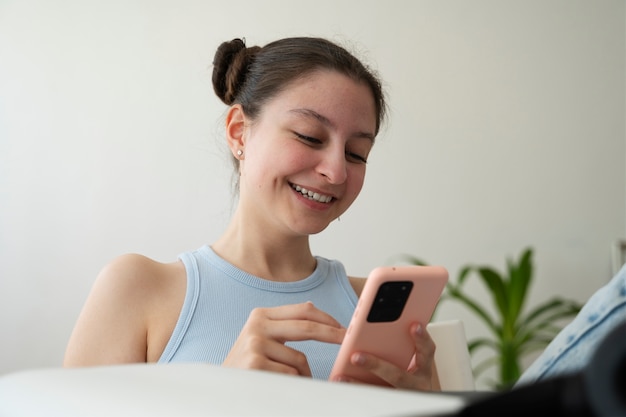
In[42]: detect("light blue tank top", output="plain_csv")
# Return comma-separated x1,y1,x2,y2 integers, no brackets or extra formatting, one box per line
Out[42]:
158,245,359,379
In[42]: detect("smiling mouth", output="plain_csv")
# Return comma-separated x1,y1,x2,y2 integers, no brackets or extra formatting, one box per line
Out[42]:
290,183,334,203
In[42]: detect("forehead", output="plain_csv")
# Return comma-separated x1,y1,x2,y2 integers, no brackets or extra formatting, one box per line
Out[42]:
261,70,378,133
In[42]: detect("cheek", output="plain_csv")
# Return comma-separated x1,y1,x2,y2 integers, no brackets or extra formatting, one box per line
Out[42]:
346,166,367,199
242,142,306,186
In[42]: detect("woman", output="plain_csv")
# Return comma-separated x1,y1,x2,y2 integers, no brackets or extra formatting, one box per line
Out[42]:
63,37,438,391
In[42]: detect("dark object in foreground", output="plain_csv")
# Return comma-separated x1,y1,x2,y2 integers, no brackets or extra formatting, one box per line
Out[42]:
451,320,626,417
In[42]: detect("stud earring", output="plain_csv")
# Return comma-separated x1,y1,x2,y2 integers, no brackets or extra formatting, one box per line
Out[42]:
236,149,243,157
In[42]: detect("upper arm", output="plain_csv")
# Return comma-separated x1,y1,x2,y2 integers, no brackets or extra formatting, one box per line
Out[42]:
63,254,161,367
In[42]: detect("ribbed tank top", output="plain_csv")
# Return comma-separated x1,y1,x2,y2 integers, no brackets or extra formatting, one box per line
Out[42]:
158,245,359,379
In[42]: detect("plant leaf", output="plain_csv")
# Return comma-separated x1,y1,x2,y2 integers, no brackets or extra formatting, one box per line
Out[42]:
455,265,474,289
472,355,500,379
518,307,581,344
467,337,499,354
520,298,581,331
515,299,581,349
518,338,556,356
506,248,533,328
445,283,499,335
475,267,508,324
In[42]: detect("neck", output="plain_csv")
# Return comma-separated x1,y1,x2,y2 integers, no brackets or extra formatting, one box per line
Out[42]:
212,212,317,282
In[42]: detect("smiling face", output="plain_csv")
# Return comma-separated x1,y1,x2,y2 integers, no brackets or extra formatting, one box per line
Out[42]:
228,70,378,238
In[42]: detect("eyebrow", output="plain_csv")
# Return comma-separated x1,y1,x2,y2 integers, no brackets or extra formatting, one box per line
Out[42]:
289,108,375,141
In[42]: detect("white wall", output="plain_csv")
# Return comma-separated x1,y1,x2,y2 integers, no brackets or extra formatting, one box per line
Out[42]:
1,0,624,387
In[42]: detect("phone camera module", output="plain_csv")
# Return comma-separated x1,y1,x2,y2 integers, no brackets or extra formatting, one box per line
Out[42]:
366,281,413,322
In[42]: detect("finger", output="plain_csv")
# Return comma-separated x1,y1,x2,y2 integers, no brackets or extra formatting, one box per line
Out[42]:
407,323,436,373
263,342,313,377
431,361,442,391
227,338,313,377
350,352,430,390
250,302,346,344
329,374,365,384
264,318,346,344
260,302,344,328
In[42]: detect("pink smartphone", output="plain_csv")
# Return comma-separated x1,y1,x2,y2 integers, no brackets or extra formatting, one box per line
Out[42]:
329,265,448,386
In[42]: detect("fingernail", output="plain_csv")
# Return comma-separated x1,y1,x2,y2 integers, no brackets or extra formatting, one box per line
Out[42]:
351,353,366,365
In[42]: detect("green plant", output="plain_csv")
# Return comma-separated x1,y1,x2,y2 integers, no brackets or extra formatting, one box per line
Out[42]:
399,247,582,389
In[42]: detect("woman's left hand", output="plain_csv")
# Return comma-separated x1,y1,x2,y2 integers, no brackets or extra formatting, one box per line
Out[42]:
336,322,440,391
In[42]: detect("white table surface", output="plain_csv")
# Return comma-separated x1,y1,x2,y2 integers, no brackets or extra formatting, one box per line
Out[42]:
0,363,466,416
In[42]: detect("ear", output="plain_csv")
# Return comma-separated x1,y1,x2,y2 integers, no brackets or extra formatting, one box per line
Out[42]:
225,104,246,158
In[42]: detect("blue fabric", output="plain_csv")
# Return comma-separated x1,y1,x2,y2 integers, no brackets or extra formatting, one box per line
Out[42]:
516,264,626,385
158,245,359,379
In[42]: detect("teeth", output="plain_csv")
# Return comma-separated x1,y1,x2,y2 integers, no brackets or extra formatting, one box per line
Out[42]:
292,184,333,203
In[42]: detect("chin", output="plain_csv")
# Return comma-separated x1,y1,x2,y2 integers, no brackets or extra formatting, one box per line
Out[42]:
295,220,333,236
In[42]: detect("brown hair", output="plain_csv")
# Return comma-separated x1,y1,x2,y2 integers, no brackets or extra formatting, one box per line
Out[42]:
212,37,386,135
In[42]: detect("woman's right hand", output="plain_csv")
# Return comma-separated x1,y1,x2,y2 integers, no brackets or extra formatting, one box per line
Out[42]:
223,301,346,376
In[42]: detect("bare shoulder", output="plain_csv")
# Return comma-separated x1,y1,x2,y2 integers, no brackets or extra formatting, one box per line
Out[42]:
348,276,367,297
64,254,186,366
90,254,185,310
97,253,184,292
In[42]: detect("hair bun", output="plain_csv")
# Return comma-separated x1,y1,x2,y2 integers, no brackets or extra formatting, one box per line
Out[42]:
212,38,260,105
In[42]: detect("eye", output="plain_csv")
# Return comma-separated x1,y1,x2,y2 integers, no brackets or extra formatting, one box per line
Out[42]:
294,130,369,164
346,151,368,164
294,132,322,145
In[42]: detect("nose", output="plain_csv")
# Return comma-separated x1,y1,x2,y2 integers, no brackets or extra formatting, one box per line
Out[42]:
316,146,348,184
